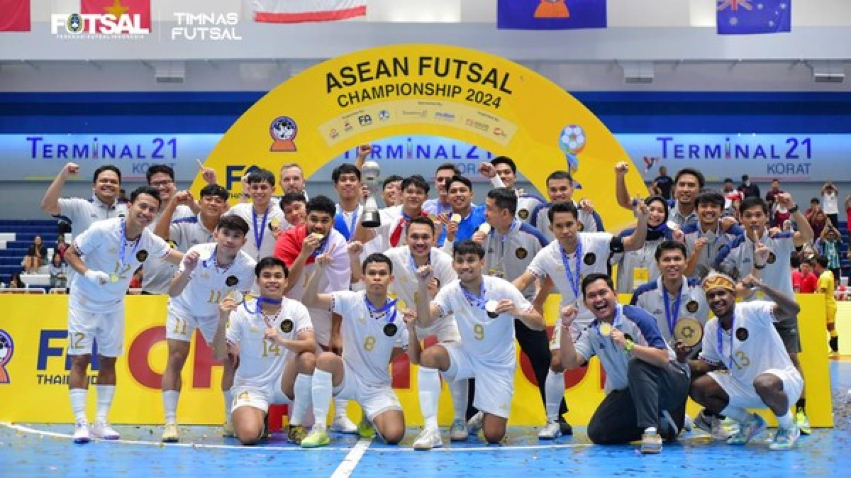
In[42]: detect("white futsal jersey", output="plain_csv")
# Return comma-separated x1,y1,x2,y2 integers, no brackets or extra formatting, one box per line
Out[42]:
432,275,532,370
385,246,458,337
71,217,171,312
168,243,256,318
331,290,409,388
226,297,313,389
225,203,285,261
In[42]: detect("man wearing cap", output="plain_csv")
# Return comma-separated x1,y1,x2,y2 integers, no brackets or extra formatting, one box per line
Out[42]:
687,272,803,451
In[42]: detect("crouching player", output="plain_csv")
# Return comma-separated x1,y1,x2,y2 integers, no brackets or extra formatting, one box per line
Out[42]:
212,257,316,445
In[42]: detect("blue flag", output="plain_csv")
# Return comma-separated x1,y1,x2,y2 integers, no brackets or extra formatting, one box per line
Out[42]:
497,0,607,30
717,0,790,35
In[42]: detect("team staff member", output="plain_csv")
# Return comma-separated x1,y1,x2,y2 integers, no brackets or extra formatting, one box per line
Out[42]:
63,186,182,443
530,170,603,242
559,274,689,454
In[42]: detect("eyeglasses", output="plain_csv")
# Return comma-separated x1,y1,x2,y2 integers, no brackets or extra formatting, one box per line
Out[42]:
150,180,174,187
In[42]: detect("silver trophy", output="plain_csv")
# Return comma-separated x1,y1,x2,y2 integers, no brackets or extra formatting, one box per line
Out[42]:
361,160,382,228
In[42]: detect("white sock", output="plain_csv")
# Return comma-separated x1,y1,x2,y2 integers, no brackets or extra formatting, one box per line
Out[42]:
223,389,233,422
333,398,349,420
95,385,115,424
163,390,179,424
544,370,565,421
291,374,312,427
418,367,441,431
448,377,468,422
720,405,751,423
69,388,87,423
312,370,333,432
776,411,794,429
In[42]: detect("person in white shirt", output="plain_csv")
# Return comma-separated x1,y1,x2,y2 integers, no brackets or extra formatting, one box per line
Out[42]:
300,253,410,448
714,194,814,433
478,157,546,225
331,163,364,241
513,200,648,439
678,190,744,280
687,272,804,451
225,169,286,261
63,186,183,444
821,181,840,227
423,163,461,217
381,175,404,208
414,240,545,447
530,170,604,242
211,257,317,445
41,162,128,238
160,215,256,443
141,165,196,295
557,273,689,454
155,184,229,252
384,217,469,446
354,175,432,252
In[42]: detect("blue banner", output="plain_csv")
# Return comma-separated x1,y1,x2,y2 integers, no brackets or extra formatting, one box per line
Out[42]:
497,0,607,30
717,0,790,35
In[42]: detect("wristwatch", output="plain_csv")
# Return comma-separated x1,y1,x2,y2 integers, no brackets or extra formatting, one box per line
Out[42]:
789,205,799,214
623,339,635,354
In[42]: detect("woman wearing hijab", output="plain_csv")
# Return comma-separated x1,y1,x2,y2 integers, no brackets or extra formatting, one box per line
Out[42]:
613,196,673,293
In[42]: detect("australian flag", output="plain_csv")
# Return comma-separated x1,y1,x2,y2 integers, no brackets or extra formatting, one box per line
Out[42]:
498,0,607,30
717,0,791,35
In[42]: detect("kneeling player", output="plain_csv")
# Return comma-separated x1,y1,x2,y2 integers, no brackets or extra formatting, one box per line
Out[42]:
212,257,316,445
300,253,409,448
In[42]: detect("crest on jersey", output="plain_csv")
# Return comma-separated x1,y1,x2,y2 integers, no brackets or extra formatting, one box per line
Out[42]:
226,275,238,287
281,319,294,333
136,250,148,262
518,209,529,220
515,247,527,259
735,327,749,341
767,252,777,264
584,253,596,266
686,300,699,313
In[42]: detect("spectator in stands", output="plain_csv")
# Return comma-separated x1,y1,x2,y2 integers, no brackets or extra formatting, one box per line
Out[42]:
815,225,844,282
6,272,24,289
765,179,784,221
821,182,840,228
23,235,48,274
650,165,673,200
844,193,851,235
723,178,743,218
807,206,829,240
791,256,817,294
56,234,68,260
49,252,68,289
738,174,760,199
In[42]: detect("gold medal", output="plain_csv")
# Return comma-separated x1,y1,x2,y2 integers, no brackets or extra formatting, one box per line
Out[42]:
450,214,461,223
598,322,613,337
109,273,119,283
673,317,703,347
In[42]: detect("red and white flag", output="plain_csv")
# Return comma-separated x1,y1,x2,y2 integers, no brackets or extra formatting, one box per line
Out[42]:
0,0,31,32
253,0,366,24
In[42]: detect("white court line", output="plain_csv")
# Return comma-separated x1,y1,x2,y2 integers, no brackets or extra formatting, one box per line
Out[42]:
330,438,372,478
1,422,591,452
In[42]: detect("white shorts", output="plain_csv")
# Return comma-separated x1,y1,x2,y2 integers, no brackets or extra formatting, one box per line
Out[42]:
416,315,462,343
334,362,402,421
231,384,291,413
442,343,514,418
67,307,125,357
165,306,218,343
708,367,803,410
549,322,584,351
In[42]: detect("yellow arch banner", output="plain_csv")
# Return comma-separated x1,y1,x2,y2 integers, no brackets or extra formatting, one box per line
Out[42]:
195,44,645,231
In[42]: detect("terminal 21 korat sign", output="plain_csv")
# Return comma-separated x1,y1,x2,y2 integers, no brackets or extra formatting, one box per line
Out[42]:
195,44,646,232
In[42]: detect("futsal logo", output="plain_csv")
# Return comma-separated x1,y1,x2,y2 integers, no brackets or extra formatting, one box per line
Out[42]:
270,116,298,152
0,330,14,384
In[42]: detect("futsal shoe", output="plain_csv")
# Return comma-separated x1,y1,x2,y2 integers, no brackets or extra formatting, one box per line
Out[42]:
449,419,468,441
537,419,562,440
640,427,663,454
558,417,574,436
412,428,443,450
91,421,120,440
73,419,90,444
301,429,330,448
726,414,765,445
357,417,376,439
288,425,307,445
330,415,358,434
693,410,731,440
161,423,179,443
769,424,801,451
795,409,811,435
467,411,483,436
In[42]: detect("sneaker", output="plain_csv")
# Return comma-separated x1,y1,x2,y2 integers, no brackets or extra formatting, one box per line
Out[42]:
640,427,663,454
73,420,90,444
288,425,307,445
558,417,574,436
301,428,330,448
357,417,375,439
538,420,562,440
726,414,766,445
449,419,468,441
769,424,801,451
694,410,731,441
161,423,179,443
795,409,811,435
330,416,358,434
222,421,235,438
412,428,443,450
91,421,120,440
829,337,839,354
467,411,483,436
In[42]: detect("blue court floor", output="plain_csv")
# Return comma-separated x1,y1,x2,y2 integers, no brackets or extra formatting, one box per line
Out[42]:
3,359,851,478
